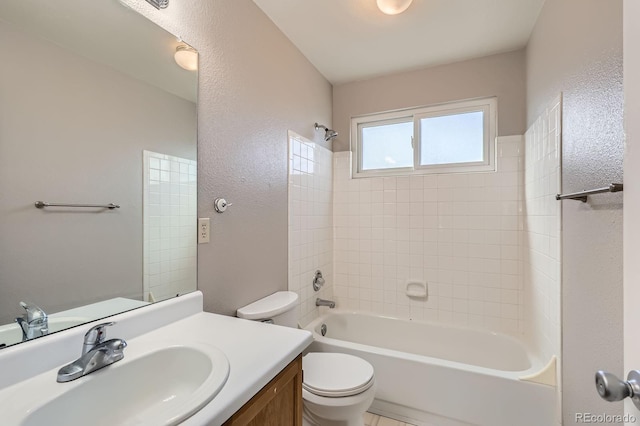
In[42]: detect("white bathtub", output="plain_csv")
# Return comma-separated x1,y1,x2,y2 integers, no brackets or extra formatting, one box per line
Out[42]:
305,311,556,426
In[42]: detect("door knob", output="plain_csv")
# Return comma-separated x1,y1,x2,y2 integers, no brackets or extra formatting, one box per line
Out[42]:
595,370,640,409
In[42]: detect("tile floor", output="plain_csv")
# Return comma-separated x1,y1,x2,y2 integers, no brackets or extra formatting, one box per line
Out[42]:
364,412,417,426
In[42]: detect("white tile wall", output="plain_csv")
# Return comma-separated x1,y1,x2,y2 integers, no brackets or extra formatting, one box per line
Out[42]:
333,136,525,335
523,96,562,365
288,132,334,327
143,151,197,302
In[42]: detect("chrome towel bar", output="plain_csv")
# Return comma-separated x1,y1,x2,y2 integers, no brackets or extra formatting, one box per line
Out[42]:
35,201,120,209
556,183,623,203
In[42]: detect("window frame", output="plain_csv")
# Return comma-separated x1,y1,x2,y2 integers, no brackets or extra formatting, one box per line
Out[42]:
351,97,497,178
356,114,414,175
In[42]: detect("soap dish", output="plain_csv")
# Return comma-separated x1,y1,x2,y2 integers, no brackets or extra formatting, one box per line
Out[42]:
406,281,427,299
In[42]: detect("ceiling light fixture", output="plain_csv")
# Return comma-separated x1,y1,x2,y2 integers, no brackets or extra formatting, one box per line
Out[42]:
145,0,168,10
376,0,413,15
174,45,198,71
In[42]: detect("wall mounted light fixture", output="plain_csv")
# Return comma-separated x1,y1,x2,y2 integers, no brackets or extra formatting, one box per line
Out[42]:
174,45,198,71
376,0,413,15
145,0,168,10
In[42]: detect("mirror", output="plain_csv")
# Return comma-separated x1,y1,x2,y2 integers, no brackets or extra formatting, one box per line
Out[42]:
0,0,197,348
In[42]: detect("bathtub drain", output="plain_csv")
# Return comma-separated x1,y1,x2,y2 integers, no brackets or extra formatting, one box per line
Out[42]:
320,323,327,336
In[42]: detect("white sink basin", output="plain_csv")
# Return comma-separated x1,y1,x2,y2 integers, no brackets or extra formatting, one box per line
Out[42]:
0,317,90,348
15,343,229,426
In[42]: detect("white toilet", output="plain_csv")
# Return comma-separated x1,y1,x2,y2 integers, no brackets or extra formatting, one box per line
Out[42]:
237,291,376,426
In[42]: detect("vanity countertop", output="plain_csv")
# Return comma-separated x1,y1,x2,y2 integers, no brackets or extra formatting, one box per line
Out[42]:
148,311,312,425
0,297,149,348
0,291,313,426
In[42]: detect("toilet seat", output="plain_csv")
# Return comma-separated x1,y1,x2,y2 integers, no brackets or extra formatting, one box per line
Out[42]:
302,353,375,397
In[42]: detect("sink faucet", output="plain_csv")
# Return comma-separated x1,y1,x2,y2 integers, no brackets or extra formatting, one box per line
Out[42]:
15,301,48,341
316,298,336,308
57,322,127,383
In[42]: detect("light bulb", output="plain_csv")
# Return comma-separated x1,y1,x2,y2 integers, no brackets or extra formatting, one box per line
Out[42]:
376,0,413,15
174,45,198,71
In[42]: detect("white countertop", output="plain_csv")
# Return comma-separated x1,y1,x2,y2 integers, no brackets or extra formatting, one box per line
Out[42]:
0,297,149,348
53,297,149,319
160,313,312,425
0,292,313,425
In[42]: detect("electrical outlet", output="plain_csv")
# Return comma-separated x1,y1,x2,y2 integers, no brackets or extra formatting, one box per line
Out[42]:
198,218,210,243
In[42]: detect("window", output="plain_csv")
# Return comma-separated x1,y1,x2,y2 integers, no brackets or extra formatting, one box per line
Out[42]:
352,97,496,177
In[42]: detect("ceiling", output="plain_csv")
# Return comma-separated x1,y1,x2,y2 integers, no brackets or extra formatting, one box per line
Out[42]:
0,0,196,102
253,0,546,85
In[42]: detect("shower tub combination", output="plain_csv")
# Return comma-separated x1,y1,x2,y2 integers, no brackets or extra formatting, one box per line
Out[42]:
305,311,556,426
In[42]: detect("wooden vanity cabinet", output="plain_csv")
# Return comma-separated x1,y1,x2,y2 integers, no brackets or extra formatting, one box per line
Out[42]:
223,355,303,426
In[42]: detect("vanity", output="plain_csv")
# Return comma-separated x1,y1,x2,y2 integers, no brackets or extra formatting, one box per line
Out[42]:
0,291,312,425
223,355,303,425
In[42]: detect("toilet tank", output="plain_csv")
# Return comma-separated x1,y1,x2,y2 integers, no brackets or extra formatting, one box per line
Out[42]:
236,291,299,327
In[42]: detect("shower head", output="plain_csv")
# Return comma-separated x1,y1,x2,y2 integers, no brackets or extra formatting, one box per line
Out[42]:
315,123,338,142
324,129,338,141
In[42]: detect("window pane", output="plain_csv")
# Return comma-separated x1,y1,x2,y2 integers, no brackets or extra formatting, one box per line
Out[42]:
361,121,413,170
420,111,484,166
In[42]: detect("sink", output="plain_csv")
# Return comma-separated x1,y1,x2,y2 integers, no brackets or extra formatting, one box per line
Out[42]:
18,343,230,426
0,317,90,348
0,292,313,426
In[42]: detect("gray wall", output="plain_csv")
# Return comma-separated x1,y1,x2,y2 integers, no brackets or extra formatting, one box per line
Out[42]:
332,49,527,152
124,0,333,316
526,0,624,423
0,19,196,323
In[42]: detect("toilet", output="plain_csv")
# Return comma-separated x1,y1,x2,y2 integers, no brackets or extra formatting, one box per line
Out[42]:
237,291,376,426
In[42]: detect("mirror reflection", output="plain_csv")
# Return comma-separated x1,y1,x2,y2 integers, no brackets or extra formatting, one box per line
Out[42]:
0,0,198,348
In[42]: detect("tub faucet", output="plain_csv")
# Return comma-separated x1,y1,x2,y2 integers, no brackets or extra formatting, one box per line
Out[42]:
57,322,127,383
15,301,48,341
316,298,336,308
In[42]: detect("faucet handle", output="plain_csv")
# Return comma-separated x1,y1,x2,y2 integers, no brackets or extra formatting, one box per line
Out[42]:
19,301,47,323
313,270,325,291
83,322,115,355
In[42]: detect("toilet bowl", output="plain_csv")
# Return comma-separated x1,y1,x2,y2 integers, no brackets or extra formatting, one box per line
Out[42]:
237,291,376,426
302,352,376,426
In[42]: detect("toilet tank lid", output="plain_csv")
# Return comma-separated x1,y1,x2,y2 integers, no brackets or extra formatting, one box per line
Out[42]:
236,291,299,320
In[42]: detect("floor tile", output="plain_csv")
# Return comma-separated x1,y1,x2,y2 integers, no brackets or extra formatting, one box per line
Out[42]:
365,411,418,426
364,411,379,426
377,417,406,426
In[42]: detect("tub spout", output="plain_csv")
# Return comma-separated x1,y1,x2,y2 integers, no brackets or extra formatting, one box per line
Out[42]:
316,298,335,308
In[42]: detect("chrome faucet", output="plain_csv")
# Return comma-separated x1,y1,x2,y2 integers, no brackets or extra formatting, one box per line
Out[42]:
57,322,127,383
15,301,48,341
316,298,336,308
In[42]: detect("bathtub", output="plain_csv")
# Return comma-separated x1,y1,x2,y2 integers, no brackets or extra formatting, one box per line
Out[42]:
305,311,556,426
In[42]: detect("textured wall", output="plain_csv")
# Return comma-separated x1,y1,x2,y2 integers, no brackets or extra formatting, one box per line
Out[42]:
526,0,624,423
123,0,333,315
332,49,526,152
